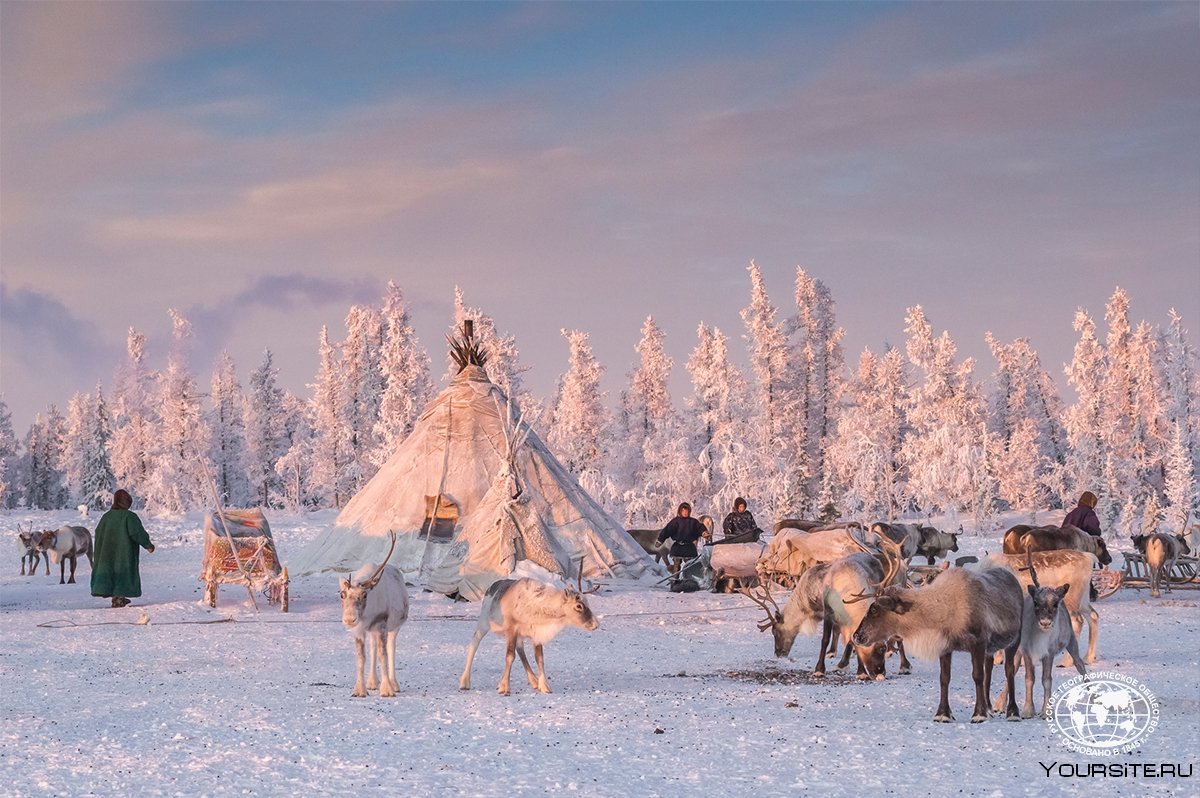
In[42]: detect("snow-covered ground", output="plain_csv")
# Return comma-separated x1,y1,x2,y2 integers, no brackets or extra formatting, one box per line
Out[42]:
1,509,1196,797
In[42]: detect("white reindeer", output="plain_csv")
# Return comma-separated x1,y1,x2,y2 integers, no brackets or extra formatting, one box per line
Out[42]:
339,534,409,698
459,578,599,695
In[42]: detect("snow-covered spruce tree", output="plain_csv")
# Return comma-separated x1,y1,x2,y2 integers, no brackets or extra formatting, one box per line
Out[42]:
792,268,845,512
339,304,384,493
24,406,69,509
828,347,909,521
308,326,351,508
985,334,1066,511
244,350,287,507
547,329,610,474
1162,421,1197,535
209,351,252,507
1161,309,1199,476
1128,321,1168,499
1098,288,1139,534
145,310,212,514
275,390,314,511
109,328,157,502
618,316,680,526
64,386,114,509
372,281,433,467
1063,309,1107,509
900,306,988,523
740,262,799,518
448,287,538,417
0,397,19,508
686,323,754,516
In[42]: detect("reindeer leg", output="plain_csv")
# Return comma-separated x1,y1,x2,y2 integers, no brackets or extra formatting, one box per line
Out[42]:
1061,611,1084,668
935,653,954,722
366,635,379,690
533,644,551,694
498,631,518,695
515,642,538,689
43,553,49,576
351,637,368,697
59,557,66,585
971,644,990,722
835,639,853,670
459,624,488,691
994,650,1013,714
376,630,396,697
1003,641,1021,720
1020,654,1036,719
68,554,77,584
853,646,870,681
386,629,400,693
812,617,833,677
896,639,912,675
1084,607,1098,665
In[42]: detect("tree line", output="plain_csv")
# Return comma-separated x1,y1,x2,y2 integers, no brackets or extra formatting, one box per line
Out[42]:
1,267,1195,539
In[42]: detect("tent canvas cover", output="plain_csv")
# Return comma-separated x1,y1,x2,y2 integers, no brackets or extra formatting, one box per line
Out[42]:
291,365,651,599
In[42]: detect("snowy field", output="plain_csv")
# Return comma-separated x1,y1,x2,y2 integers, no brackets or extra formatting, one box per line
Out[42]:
1,510,1197,797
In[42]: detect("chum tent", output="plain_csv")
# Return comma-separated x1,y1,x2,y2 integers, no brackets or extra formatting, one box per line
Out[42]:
291,363,652,600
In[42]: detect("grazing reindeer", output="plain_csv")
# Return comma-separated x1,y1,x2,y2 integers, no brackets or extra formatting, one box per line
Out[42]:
626,529,672,565
986,550,1100,666
1132,533,1192,598
1003,524,1112,567
994,550,1087,719
36,526,93,584
18,527,48,576
852,563,1024,723
339,534,409,698
459,578,599,695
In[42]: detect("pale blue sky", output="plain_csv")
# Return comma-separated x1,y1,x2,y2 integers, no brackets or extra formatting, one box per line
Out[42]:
2,1,1197,432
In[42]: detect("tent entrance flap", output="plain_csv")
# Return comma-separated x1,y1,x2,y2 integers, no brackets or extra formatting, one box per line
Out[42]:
421,494,458,541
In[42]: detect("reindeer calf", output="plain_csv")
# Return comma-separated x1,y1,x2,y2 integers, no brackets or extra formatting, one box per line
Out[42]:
459,578,598,695
340,560,410,698
37,526,93,584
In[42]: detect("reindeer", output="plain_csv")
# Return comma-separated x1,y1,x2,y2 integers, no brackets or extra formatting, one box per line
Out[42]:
916,526,959,565
1003,524,1112,567
459,578,599,695
626,529,672,565
756,525,869,586
852,562,1024,723
986,550,1100,666
339,534,410,698
18,527,48,576
36,526,93,584
743,534,911,680
1132,533,1192,598
993,550,1087,719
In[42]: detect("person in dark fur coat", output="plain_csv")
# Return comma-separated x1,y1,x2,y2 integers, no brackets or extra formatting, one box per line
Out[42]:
722,497,763,541
657,502,706,574
1063,491,1102,537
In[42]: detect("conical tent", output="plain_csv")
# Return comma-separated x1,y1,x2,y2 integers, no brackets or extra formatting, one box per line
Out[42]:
291,364,651,599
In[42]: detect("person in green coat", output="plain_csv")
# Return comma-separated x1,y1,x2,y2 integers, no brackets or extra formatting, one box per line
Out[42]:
91,489,155,608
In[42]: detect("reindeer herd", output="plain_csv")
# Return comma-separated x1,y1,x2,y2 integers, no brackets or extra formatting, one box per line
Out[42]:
13,513,1184,724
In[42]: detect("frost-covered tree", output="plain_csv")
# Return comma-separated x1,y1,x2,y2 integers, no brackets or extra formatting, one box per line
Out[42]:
900,306,988,520
24,406,68,509
109,328,157,502
209,351,252,507
1162,421,1197,535
740,263,799,516
618,316,680,526
792,268,845,511
0,397,19,508
1063,309,1107,507
64,385,114,509
245,350,287,507
1098,288,1139,529
1127,321,1168,497
308,326,350,508
547,329,609,475
275,390,314,511
828,347,909,520
1161,309,1199,473
144,310,211,514
985,334,1066,510
686,324,753,515
339,304,384,492
372,281,432,466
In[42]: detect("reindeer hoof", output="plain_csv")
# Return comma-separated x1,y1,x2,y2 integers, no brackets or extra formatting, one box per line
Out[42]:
380,687,397,698
933,714,954,723
856,673,870,681
458,683,471,691
874,674,886,682
971,714,988,723
366,679,379,690
351,689,367,698
1007,714,1022,722
497,686,511,696
810,671,825,679
899,665,911,675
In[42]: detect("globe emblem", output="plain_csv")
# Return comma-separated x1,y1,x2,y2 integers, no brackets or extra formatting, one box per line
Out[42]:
1049,674,1157,754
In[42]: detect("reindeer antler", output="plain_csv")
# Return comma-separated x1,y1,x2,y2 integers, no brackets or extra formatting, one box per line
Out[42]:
844,528,907,604
363,532,398,587
1022,547,1040,589
738,583,781,631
